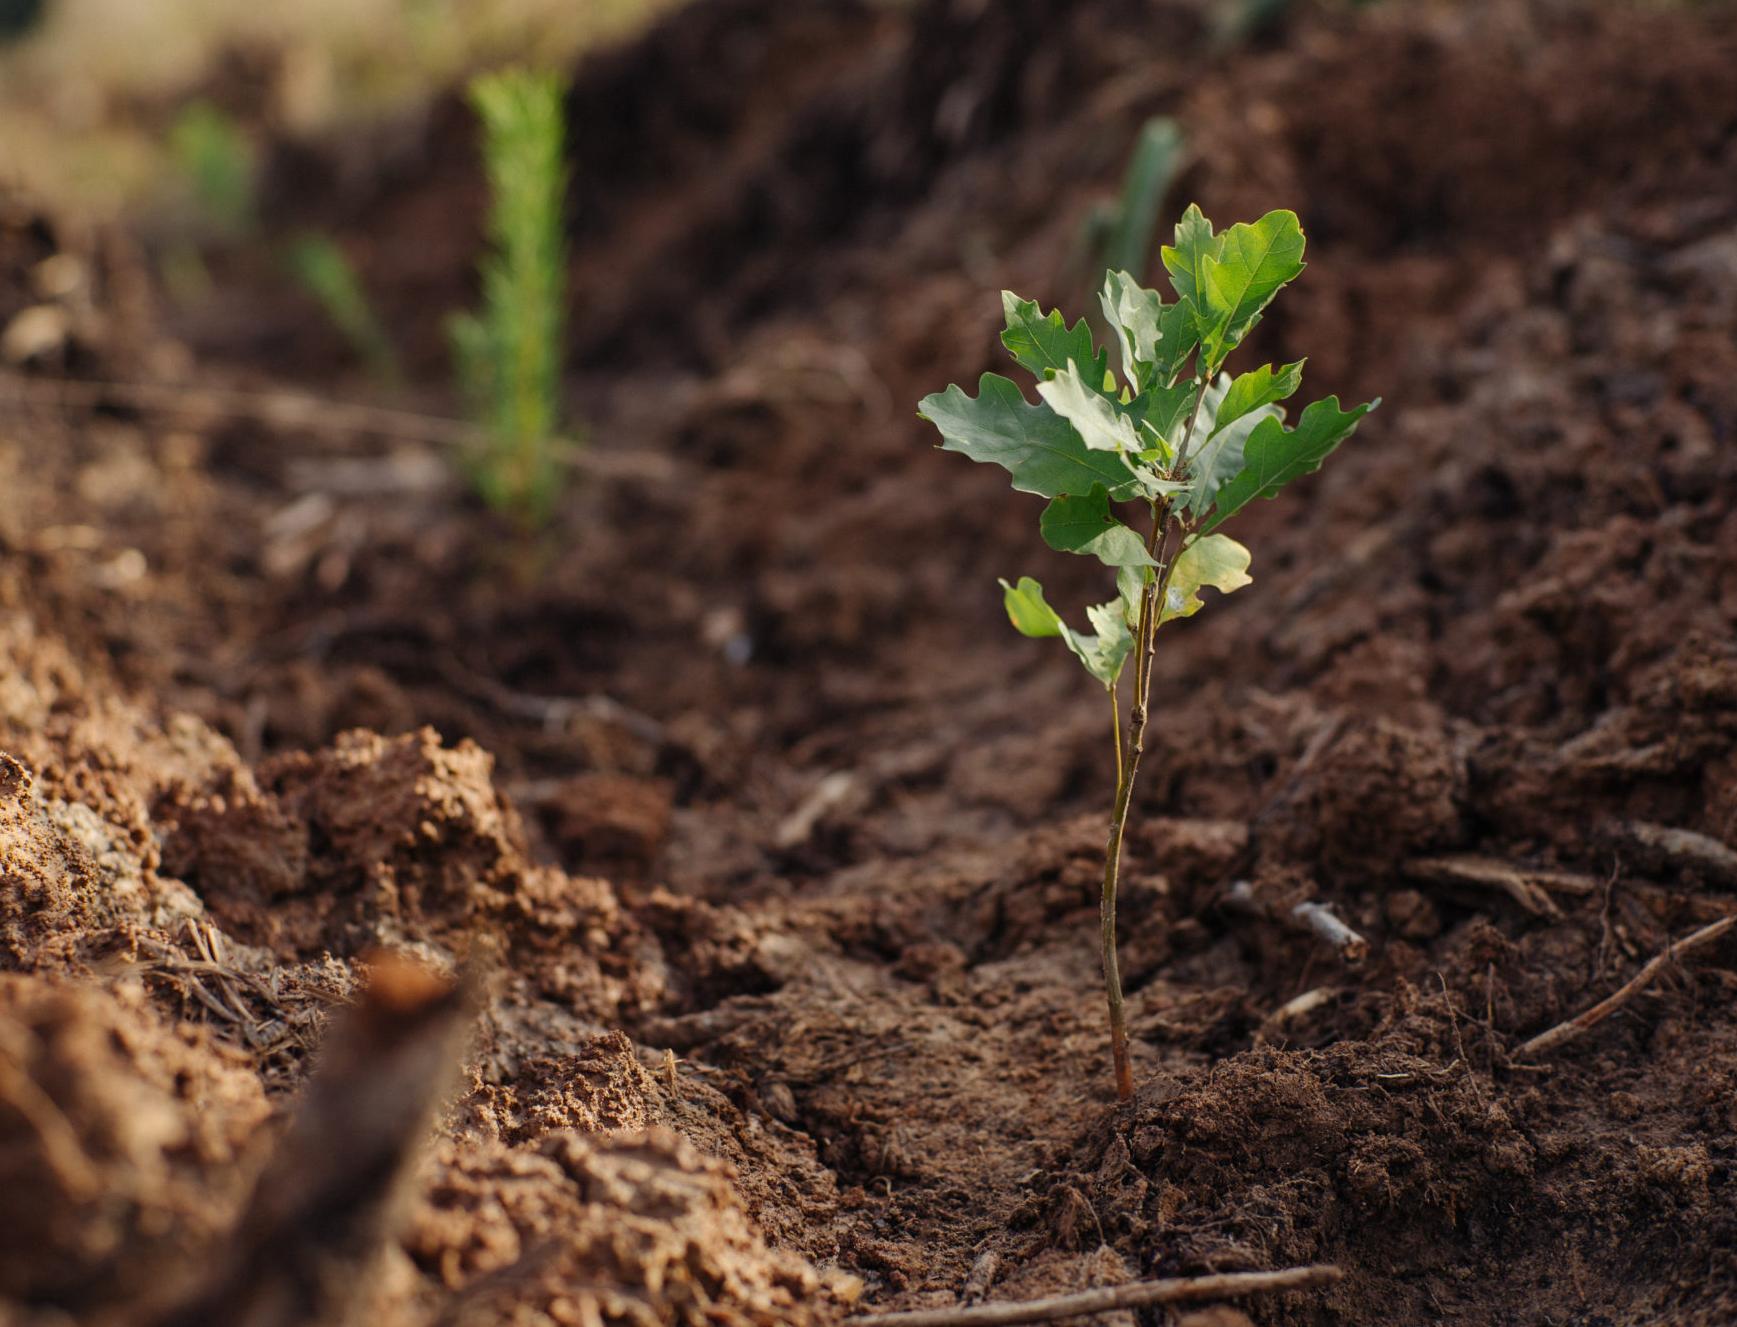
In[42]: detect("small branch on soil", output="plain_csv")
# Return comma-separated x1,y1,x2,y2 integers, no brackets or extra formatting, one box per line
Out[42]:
962,1251,1001,1305
1254,985,1340,1045
1515,913,1737,1059
849,1264,1343,1327
1405,854,1600,918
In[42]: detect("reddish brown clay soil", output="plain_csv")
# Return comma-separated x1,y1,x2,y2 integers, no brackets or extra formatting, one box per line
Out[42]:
4,1,1737,1323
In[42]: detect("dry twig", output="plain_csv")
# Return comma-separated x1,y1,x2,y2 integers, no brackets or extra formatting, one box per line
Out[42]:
1617,822,1737,888
0,374,672,480
1516,914,1737,1059
850,1264,1342,1327
1405,855,1599,918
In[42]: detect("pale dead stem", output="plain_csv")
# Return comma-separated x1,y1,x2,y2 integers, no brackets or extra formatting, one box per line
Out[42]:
0,375,674,481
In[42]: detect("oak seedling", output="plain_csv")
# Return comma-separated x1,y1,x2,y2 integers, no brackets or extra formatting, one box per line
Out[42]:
921,205,1378,1099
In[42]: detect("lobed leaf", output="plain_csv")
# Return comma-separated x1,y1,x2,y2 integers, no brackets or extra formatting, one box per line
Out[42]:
998,577,1132,688
1196,210,1306,361
1160,208,1306,368
1078,600,1135,685
1099,271,1200,393
1129,378,1198,456
1099,271,1163,390
1036,361,1139,454
1214,359,1305,432
1001,292,1107,384
1159,533,1253,623
919,374,1145,500
1181,401,1283,518
1160,203,1220,313
1040,487,1159,568
1200,395,1379,533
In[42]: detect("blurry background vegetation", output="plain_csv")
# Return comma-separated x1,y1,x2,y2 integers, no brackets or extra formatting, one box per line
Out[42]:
0,0,675,217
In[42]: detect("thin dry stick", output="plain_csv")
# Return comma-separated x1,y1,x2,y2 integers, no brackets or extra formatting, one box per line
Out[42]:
0,375,671,480
851,1264,1343,1327
1516,914,1737,1059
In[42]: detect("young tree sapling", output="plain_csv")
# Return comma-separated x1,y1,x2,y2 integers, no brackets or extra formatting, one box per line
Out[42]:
920,205,1378,1098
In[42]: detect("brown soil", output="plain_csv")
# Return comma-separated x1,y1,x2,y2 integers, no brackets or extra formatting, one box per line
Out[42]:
4,0,1737,1322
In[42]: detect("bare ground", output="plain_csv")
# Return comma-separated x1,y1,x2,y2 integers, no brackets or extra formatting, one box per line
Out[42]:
3,1,1737,1323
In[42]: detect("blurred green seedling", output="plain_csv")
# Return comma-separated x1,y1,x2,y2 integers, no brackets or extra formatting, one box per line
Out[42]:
448,66,574,529
168,99,257,237
921,204,1378,1098
1082,116,1185,285
286,234,400,384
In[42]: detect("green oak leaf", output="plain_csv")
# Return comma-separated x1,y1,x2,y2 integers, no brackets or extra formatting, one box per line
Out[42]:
998,576,1132,688
1077,599,1135,685
1153,300,1201,382
1100,270,1164,389
1181,400,1284,517
1001,574,1064,637
1040,487,1159,568
1200,395,1379,532
1036,361,1140,454
1161,203,1221,313
1197,210,1306,362
1215,359,1305,432
1001,291,1107,384
919,373,1145,500
1100,271,1200,390
1130,378,1198,455
1159,533,1253,623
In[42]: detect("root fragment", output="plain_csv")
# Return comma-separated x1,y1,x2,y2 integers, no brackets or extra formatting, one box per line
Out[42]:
1616,822,1737,888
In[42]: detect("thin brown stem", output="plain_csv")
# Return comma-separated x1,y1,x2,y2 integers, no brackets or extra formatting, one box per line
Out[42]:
1110,685,1124,797
1096,368,1215,1101
1129,499,1164,705
1099,773,1137,1100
